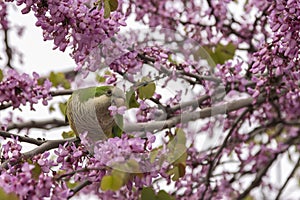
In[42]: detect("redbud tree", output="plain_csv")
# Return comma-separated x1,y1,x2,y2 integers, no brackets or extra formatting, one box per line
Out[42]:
0,0,300,199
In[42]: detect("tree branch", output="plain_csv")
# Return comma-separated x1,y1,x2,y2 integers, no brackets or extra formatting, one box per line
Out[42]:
237,135,297,200
124,94,265,133
0,103,12,110
137,52,222,84
201,107,251,200
56,167,105,180
51,90,73,97
169,94,210,113
4,29,13,68
181,71,222,84
237,152,280,200
1,137,78,169
7,119,68,131
0,130,44,145
68,180,92,199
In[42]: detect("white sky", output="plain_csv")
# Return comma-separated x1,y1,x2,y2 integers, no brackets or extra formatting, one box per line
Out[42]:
3,4,75,74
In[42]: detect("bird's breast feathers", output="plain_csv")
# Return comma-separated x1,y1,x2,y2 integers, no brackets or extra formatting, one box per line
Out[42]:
70,93,114,140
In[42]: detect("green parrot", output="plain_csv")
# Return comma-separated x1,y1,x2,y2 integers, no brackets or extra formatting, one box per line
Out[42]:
65,86,126,147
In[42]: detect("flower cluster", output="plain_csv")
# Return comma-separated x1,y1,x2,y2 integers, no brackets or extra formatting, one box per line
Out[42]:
135,101,158,122
1,137,22,163
0,138,71,199
93,134,156,171
128,0,266,48
250,0,300,82
247,0,300,121
105,43,171,83
215,60,249,93
5,0,126,64
0,69,52,110
109,50,143,76
0,1,8,30
108,105,126,116
52,134,167,198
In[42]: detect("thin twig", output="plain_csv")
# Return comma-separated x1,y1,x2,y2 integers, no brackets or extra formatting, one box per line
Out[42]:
201,107,251,199
68,180,92,199
56,167,105,180
0,103,12,110
7,119,67,131
4,29,13,68
0,131,44,145
237,152,280,200
169,94,210,113
1,137,78,169
237,136,297,200
51,90,73,97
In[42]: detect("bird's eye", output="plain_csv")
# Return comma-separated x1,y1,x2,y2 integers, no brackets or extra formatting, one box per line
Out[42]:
106,89,112,96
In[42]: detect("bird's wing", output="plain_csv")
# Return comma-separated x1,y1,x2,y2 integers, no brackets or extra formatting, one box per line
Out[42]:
65,95,72,123
112,114,123,138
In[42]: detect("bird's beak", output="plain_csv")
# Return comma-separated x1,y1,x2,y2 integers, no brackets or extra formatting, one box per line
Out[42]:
112,97,126,107
112,87,126,107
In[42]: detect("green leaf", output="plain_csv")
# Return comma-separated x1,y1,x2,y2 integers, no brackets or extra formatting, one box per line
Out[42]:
167,128,187,162
167,167,177,180
124,159,140,172
0,188,18,200
62,80,71,89
203,42,236,66
168,55,179,65
103,0,118,18
0,69,3,82
165,129,187,181
193,46,216,68
100,174,123,191
111,169,127,179
175,128,187,145
141,187,156,200
59,102,67,116
62,130,75,139
110,160,140,174
138,77,156,99
95,70,112,83
173,151,187,165
66,181,78,189
177,163,186,178
166,133,187,161
168,166,180,181
37,78,46,85
103,0,111,18
49,72,70,89
112,114,123,138
49,104,55,113
244,195,254,200
150,148,160,163
96,74,106,83
167,164,185,181
109,0,118,11
32,163,42,180
126,89,139,108
157,190,175,200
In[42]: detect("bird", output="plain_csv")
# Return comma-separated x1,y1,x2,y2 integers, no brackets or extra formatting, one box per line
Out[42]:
65,86,126,148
